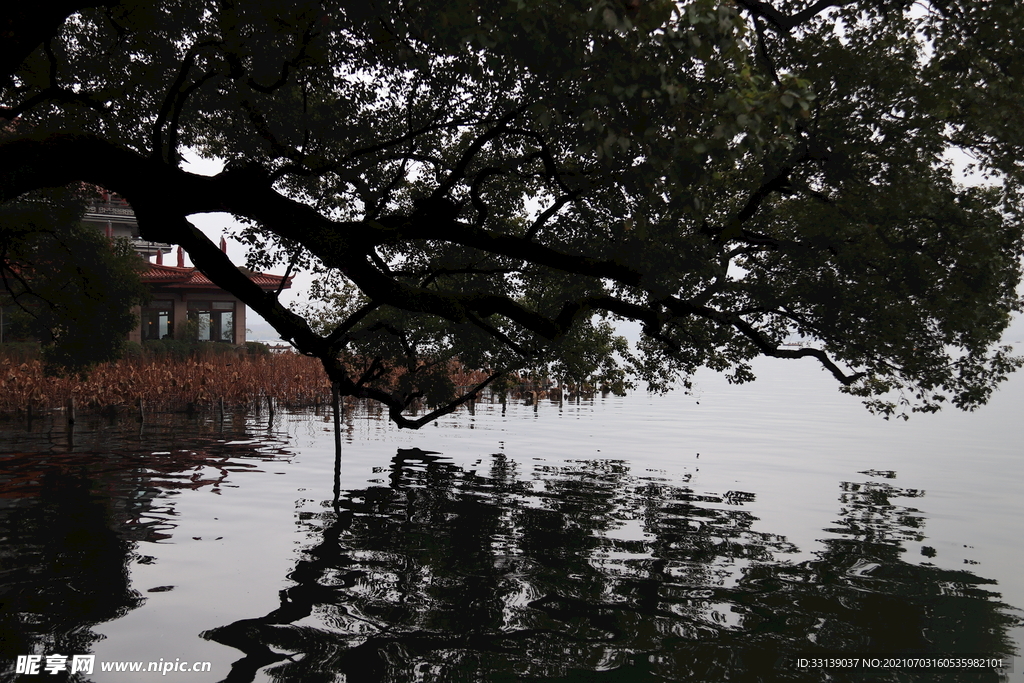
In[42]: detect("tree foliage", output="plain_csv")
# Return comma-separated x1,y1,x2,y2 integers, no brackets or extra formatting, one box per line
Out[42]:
0,187,150,375
0,0,1022,425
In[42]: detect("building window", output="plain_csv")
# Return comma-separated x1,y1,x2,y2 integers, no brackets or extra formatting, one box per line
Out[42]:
187,300,235,343
141,300,174,340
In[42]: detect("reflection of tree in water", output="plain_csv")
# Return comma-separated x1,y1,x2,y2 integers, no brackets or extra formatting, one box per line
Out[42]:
0,415,294,683
708,480,1017,682
206,455,1018,682
0,466,143,682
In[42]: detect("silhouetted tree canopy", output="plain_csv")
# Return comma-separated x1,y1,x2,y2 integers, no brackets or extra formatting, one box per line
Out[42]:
0,187,149,375
1,0,1022,425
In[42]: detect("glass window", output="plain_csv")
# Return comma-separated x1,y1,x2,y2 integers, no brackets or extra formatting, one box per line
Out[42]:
187,300,235,343
141,300,174,340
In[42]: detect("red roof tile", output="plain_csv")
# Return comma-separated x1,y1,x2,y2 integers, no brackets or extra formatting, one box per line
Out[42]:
142,263,291,291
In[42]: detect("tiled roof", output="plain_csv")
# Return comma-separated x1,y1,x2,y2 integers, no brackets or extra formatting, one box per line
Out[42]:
142,263,291,291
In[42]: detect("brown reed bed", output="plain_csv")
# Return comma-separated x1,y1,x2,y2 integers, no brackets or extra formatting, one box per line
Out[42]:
0,352,528,420
0,352,333,418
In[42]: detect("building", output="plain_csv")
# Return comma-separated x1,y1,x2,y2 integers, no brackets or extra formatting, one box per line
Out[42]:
84,190,169,259
84,192,290,345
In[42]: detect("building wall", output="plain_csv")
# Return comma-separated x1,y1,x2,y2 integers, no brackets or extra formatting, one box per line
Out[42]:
139,289,248,345
128,305,142,344
82,195,270,346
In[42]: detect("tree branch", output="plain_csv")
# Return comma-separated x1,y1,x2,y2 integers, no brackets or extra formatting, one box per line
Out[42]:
734,0,859,33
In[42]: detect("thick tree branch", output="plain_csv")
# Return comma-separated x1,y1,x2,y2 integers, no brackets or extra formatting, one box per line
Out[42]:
735,0,859,33
0,132,883,410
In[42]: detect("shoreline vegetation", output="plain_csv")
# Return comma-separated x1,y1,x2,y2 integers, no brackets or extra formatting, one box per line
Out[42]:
0,341,592,421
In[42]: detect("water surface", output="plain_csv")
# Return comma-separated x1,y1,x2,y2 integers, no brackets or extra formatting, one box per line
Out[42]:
1,358,1021,682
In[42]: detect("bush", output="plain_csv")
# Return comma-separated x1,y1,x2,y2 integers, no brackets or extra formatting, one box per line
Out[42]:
162,339,190,361
192,340,235,358
0,341,41,362
243,341,270,356
142,339,168,357
124,341,143,359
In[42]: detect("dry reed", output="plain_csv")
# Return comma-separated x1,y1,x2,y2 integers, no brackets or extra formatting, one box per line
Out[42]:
0,353,332,416
0,353,530,418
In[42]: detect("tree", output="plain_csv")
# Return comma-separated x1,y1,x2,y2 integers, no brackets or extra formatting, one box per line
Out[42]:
0,0,1022,426
204,457,1017,680
0,186,149,375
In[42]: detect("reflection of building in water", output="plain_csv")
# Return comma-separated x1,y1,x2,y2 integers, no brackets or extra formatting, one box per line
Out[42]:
84,192,290,344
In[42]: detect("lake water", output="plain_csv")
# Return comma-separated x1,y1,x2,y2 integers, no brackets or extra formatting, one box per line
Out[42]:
1,357,1022,682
